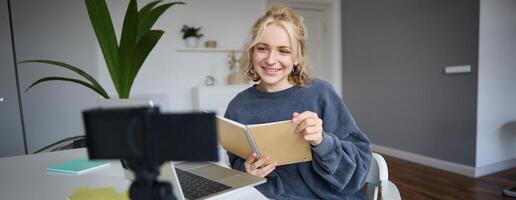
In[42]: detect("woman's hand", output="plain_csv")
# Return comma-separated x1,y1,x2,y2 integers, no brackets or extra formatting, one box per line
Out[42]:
292,111,323,146
244,153,277,177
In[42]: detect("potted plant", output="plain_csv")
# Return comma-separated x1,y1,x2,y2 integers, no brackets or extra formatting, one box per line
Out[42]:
20,0,183,171
181,25,203,47
21,0,184,100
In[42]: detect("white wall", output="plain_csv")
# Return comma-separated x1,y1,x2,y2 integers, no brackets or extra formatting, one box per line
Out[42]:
477,0,516,167
98,0,266,111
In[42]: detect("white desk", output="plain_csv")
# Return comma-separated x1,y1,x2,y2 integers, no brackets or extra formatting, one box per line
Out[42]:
0,148,267,200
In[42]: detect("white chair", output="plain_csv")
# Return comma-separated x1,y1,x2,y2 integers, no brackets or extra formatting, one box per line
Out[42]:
366,153,402,200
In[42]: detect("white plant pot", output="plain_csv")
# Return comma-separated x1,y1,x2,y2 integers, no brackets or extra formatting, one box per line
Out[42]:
184,37,199,48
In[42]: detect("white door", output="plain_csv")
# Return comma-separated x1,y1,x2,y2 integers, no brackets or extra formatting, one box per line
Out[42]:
295,8,329,81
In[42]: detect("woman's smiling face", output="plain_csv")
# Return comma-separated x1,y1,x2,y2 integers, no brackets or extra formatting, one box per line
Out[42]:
252,23,298,92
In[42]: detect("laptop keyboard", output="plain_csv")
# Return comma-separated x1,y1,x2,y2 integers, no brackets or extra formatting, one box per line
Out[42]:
175,168,232,199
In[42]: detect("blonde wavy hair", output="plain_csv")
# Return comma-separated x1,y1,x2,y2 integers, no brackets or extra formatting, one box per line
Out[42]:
240,5,310,86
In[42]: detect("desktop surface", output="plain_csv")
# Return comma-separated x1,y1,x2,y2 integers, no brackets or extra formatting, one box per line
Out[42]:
0,148,267,200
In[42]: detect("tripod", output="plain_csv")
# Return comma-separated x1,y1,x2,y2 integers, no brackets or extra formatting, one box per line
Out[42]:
127,160,176,200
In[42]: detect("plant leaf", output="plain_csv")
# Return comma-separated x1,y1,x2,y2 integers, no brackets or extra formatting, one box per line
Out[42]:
26,77,110,99
33,135,85,154
137,2,184,41
118,0,138,98
138,0,161,19
126,30,164,93
19,59,110,98
84,0,121,96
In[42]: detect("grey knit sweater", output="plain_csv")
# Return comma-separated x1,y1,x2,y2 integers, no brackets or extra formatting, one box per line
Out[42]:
224,79,372,200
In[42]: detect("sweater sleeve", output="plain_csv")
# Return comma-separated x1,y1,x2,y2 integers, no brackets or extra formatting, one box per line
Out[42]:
228,152,246,172
310,84,372,193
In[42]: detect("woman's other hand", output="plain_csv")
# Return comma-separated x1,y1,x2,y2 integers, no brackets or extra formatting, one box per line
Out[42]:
244,153,277,177
292,111,323,146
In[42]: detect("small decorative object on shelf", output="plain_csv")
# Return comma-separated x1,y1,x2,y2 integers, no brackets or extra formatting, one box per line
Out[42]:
181,25,203,48
227,51,248,85
204,76,216,86
204,40,217,48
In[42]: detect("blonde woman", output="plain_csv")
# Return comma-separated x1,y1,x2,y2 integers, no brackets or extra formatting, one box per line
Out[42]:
224,6,372,200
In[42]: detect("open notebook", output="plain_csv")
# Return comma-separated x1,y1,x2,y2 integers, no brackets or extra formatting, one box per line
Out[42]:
216,116,312,166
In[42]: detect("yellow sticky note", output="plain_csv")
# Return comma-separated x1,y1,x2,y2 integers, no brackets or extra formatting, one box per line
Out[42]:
89,188,118,199
106,190,129,200
68,188,94,200
69,187,126,200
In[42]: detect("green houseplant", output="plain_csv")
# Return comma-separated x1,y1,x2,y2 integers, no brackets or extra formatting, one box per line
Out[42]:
21,0,184,99
180,25,203,39
24,0,184,153
181,25,203,47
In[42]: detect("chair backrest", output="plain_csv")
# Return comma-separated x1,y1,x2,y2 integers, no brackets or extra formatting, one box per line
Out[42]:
366,153,389,200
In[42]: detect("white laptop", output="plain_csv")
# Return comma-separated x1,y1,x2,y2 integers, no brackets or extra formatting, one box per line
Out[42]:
159,162,266,200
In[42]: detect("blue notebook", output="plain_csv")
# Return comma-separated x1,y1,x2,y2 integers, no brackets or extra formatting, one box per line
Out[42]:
47,157,110,175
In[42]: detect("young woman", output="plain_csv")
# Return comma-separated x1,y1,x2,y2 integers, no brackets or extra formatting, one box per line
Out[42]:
224,5,372,200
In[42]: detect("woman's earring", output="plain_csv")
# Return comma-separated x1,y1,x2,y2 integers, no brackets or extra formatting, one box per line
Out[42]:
293,64,300,74
250,66,259,81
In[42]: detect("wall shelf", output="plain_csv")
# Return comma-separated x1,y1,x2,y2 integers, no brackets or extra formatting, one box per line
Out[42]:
176,47,241,53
